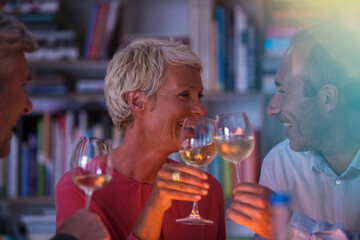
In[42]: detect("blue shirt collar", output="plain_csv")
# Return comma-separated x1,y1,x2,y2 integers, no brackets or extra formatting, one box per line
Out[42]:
312,149,360,178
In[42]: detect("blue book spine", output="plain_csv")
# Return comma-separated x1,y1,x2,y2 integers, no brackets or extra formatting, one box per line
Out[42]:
82,3,99,59
45,161,53,196
208,154,223,184
28,134,37,196
215,6,226,91
20,142,30,197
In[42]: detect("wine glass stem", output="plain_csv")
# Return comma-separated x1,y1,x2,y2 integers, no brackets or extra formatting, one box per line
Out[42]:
235,162,241,184
191,201,200,217
85,190,93,210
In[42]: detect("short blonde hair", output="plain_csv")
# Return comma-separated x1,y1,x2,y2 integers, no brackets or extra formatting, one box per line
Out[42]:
104,38,202,131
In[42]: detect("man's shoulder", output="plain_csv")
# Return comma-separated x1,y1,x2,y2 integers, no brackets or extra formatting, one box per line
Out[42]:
267,139,309,157
264,139,312,166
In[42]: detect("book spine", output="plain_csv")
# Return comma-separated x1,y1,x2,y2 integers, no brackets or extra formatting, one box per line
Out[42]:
93,3,110,60
7,134,19,198
222,160,233,198
208,154,223,184
83,3,100,59
37,117,45,196
28,134,37,196
215,6,226,92
234,4,248,93
20,142,30,197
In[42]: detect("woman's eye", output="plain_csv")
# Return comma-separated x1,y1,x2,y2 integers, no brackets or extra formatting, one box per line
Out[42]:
179,92,189,98
278,89,285,94
198,93,204,99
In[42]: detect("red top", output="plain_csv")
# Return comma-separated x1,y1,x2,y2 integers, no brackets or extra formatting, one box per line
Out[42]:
55,159,226,240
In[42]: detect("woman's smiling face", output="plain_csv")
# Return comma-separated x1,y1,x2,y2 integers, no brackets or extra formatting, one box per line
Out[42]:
141,65,206,154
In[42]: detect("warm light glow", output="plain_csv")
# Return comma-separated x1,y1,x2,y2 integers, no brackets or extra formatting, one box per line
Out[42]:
221,144,230,153
279,0,360,28
234,128,245,135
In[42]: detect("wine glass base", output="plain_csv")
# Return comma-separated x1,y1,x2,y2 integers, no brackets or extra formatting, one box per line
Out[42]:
176,216,214,225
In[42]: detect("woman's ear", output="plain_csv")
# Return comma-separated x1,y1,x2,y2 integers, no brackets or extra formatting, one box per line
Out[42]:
318,84,339,113
126,91,145,113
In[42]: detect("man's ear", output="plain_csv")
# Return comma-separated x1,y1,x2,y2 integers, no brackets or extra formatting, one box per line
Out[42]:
318,84,339,113
126,91,145,113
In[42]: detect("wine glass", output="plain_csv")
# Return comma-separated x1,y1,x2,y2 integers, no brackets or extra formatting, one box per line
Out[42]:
70,137,113,209
177,117,216,225
214,112,255,183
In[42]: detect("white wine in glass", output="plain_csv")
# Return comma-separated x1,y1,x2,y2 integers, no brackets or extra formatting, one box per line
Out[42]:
214,112,255,183
177,117,216,225
70,137,113,209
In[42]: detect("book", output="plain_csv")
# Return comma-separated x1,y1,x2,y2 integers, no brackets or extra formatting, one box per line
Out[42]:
222,160,234,198
89,2,109,60
208,154,223,184
83,3,100,59
215,6,226,92
188,0,213,92
264,37,290,58
246,22,260,90
240,129,260,183
6,134,19,198
28,133,38,196
98,1,122,59
36,117,45,196
76,79,104,93
234,4,248,93
0,157,5,197
20,142,30,197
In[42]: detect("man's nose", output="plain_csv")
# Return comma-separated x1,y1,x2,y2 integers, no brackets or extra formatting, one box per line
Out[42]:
266,94,280,117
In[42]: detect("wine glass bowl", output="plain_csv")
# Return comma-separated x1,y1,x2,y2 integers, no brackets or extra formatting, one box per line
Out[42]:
179,118,216,167
214,112,254,183
70,137,113,209
176,117,216,225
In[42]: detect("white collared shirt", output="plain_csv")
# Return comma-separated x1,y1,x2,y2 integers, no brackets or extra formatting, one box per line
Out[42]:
258,139,360,239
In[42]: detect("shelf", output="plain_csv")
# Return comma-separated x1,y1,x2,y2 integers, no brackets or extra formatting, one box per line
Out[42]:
29,93,106,114
0,197,54,205
28,60,109,78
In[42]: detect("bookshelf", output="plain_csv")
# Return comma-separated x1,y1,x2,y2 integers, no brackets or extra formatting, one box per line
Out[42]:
0,0,293,239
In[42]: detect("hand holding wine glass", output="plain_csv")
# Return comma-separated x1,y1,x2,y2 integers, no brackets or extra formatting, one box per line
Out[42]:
177,117,216,225
70,137,113,209
214,112,255,183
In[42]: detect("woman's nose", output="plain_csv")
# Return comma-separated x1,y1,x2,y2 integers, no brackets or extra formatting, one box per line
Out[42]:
191,100,207,117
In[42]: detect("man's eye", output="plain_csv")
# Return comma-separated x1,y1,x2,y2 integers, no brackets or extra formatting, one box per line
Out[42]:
278,89,285,93
199,93,204,99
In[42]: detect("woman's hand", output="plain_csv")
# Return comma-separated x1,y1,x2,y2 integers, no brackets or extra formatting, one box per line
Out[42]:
148,162,210,212
132,162,210,239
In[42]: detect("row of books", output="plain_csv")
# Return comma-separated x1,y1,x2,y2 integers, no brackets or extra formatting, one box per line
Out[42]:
20,209,56,240
25,72,105,96
263,0,332,58
82,1,125,60
2,0,80,62
0,111,122,198
206,4,260,93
